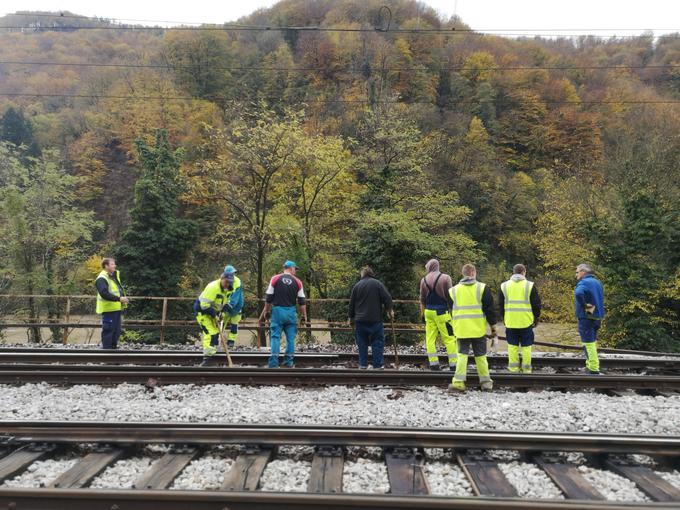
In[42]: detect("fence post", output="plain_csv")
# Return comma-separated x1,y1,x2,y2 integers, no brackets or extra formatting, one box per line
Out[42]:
159,298,168,345
62,297,71,344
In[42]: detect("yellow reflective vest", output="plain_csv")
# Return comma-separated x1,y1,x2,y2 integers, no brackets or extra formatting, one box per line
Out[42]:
449,281,488,339
501,278,534,329
95,270,125,314
198,277,241,315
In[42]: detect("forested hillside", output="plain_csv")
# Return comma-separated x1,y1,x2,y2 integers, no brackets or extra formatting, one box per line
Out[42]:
0,1,678,349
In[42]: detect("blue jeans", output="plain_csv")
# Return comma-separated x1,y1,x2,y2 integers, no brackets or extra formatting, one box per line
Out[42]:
269,306,297,367
578,318,601,343
505,327,534,346
355,321,385,368
101,311,122,349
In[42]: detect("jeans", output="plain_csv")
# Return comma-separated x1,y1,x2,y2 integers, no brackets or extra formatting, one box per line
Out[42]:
355,321,385,368
101,311,122,349
269,306,297,367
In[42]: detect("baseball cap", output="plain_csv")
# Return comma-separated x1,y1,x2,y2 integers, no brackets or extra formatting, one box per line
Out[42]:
221,265,236,281
283,260,298,269
224,265,237,274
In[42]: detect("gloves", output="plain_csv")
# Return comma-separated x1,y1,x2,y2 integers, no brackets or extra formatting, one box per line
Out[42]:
203,307,217,318
222,304,234,315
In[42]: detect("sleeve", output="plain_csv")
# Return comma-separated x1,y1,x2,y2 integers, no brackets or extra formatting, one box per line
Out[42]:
380,282,393,311
95,277,119,302
419,278,427,306
199,286,214,311
229,285,244,313
265,277,276,303
296,279,306,305
574,282,587,309
497,288,505,319
530,285,541,320
481,286,496,326
348,285,356,319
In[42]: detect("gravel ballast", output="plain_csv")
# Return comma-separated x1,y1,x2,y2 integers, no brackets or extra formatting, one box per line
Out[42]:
90,457,153,489
578,466,649,502
0,383,678,434
424,462,473,496
2,458,77,488
171,455,234,490
343,458,389,493
260,459,311,492
498,461,564,499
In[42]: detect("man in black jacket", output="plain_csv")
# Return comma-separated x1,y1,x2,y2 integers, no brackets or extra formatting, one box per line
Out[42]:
348,266,393,369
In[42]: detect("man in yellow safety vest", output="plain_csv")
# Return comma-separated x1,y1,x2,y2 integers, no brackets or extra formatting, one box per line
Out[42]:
448,264,497,392
95,257,129,349
498,264,542,374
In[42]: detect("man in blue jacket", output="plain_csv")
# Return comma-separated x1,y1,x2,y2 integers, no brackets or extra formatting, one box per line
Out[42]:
574,263,605,374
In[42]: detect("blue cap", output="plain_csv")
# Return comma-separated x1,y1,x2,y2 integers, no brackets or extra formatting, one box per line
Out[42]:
283,260,298,269
224,265,237,274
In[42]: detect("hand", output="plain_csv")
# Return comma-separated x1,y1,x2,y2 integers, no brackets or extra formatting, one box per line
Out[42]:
490,325,497,336
585,304,596,314
388,309,395,320
532,319,539,328
490,335,499,353
222,304,234,315
120,296,129,304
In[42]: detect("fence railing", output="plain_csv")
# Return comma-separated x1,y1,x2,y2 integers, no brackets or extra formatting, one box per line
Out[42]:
0,294,424,345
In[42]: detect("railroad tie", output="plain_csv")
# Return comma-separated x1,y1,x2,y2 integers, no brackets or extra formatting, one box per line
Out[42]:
133,446,199,490
48,447,124,489
534,454,605,500
221,446,275,491
0,443,56,483
307,446,344,493
456,451,517,497
384,447,429,495
605,456,680,502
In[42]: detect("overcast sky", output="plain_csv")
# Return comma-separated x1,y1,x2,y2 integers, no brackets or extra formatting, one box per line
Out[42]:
2,0,679,37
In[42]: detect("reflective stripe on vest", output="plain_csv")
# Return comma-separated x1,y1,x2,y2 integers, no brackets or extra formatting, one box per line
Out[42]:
449,282,487,338
198,277,241,314
501,279,534,329
96,270,123,314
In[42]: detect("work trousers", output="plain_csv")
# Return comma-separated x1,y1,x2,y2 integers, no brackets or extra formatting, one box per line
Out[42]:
424,308,457,368
578,318,601,372
506,327,534,373
101,311,122,349
196,313,220,356
355,321,385,369
451,337,492,390
269,306,297,368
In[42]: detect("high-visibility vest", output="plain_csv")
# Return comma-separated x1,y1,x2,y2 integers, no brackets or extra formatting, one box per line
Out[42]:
197,277,241,315
449,281,488,338
501,278,534,329
95,270,125,314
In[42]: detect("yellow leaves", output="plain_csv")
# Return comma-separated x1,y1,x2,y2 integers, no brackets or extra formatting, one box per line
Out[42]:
461,52,498,82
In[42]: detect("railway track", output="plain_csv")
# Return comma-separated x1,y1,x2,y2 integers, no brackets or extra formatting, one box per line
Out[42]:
0,364,679,391
0,422,679,509
1,348,679,373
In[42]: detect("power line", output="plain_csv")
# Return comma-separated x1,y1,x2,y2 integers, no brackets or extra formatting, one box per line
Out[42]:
2,60,679,73
0,24,673,38
7,12,680,34
2,91,679,105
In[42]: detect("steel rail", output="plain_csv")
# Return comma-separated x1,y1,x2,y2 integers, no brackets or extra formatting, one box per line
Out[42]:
0,366,677,389
0,488,667,510
0,350,678,371
2,422,680,455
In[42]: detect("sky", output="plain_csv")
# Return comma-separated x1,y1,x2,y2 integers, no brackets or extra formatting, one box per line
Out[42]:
1,0,679,37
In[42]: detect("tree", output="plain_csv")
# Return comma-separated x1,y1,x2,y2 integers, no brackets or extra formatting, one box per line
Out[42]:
590,190,680,351
0,143,99,342
115,130,197,342
0,107,40,156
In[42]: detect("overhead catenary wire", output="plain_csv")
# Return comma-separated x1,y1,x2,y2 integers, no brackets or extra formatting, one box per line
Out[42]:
1,91,679,105
2,60,680,73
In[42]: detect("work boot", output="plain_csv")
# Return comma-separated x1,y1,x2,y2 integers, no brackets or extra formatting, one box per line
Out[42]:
227,340,235,349
283,362,296,368
373,366,385,370
448,364,456,372
200,356,216,367
480,380,493,391
584,368,601,375
429,364,441,371
358,365,368,370
448,383,465,393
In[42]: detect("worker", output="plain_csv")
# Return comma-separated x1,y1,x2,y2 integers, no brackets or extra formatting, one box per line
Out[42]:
262,260,307,368
95,257,129,349
448,264,497,392
348,266,393,369
498,264,542,374
575,263,605,374
419,258,457,370
194,265,243,366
